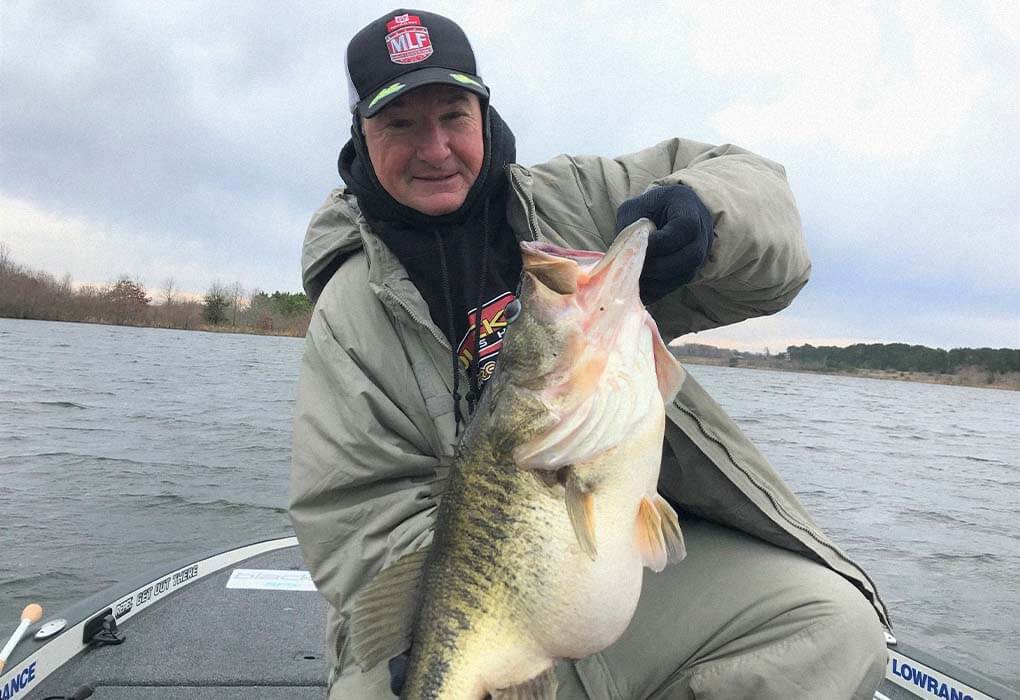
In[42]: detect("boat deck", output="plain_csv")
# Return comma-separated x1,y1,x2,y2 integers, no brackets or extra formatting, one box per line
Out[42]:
24,544,328,699
8,537,1017,700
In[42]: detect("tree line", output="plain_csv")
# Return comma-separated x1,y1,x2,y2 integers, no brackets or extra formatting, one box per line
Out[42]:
785,343,1020,376
0,244,311,336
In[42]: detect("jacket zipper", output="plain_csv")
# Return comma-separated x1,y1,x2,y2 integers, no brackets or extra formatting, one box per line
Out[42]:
387,287,451,352
508,166,541,242
674,401,892,628
384,288,479,411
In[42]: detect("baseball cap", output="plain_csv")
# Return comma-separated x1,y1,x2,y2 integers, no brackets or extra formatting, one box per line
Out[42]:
345,9,490,118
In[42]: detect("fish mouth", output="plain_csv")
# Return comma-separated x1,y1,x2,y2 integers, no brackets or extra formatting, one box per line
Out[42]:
519,219,652,297
521,242,604,263
586,218,652,289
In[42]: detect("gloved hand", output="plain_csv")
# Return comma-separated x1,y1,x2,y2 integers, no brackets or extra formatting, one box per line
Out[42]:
615,184,714,305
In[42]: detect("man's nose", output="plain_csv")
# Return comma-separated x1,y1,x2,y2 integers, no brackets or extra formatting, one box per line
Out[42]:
415,121,451,164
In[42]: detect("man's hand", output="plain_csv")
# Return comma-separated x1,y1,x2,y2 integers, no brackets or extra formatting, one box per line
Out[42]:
615,184,714,305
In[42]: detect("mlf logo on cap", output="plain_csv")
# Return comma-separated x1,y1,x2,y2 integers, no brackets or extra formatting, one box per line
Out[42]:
385,14,433,64
346,9,489,116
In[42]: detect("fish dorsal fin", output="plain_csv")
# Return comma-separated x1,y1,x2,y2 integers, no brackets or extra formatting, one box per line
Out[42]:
349,547,429,671
564,470,597,560
492,665,558,699
635,495,686,572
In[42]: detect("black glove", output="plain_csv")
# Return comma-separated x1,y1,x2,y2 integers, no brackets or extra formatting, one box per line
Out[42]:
615,184,714,305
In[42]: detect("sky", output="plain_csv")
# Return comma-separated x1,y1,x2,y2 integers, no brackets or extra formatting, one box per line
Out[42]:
1,1,1017,351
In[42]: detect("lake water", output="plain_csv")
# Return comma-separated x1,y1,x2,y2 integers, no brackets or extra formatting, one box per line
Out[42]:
1,317,1018,688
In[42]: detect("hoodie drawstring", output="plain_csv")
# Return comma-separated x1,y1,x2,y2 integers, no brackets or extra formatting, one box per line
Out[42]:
435,231,464,433
435,197,494,435
466,198,491,416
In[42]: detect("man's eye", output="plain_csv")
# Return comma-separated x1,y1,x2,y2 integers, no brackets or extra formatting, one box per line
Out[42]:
388,119,413,129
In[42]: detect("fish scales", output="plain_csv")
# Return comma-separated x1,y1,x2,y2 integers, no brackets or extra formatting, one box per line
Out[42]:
405,404,576,698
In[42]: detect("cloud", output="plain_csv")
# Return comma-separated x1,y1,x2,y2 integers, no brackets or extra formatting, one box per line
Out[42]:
688,2,993,158
0,2,333,294
1,0,1017,346
675,2,1018,290
0,195,299,295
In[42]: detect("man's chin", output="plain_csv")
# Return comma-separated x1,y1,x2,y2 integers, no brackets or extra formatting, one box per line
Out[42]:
406,192,469,216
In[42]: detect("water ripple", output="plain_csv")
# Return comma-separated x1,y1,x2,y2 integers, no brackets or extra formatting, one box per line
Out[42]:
3,319,1018,688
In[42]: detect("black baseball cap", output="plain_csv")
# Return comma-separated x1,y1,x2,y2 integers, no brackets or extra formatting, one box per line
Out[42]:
345,9,490,118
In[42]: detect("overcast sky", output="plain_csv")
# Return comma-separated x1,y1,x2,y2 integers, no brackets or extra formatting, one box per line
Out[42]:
2,1,1017,351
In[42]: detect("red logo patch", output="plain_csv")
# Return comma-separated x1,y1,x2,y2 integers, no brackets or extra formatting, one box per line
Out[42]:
458,292,515,385
385,14,432,64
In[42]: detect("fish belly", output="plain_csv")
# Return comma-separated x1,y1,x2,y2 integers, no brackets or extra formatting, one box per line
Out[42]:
530,413,665,659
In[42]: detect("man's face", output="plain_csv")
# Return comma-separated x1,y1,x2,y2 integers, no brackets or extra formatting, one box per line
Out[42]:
362,85,484,216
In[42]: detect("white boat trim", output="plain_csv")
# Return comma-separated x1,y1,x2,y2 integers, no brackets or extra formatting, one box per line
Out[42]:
0,536,298,698
885,646,996,700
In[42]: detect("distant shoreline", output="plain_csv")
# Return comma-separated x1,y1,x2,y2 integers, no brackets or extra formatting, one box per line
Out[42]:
677,355,1020,391
5,316,1016,391
0,315,306,338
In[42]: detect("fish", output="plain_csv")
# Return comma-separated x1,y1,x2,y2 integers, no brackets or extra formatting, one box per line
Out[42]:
348,218,687,699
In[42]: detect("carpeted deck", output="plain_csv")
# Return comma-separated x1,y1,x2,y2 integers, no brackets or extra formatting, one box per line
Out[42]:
27,546,329,699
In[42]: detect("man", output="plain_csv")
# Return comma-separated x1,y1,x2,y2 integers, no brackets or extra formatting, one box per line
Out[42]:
291,9,889,699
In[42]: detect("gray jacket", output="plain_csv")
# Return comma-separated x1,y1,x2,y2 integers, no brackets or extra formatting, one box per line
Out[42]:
290,137,889,684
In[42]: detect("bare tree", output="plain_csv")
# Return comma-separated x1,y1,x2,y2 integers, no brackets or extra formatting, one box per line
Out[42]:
229,280,244,326
59,272,73,294
161,277,177,306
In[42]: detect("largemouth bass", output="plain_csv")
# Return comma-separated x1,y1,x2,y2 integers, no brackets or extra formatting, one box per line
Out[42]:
350,219,687,699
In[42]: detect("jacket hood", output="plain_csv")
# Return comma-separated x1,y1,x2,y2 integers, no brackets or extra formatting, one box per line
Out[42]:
301,190,366,303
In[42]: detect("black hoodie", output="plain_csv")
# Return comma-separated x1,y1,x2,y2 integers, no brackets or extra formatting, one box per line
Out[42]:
338,106,522,426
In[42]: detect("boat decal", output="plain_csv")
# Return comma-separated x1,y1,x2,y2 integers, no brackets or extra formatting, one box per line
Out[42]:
886,648,994,700
0,661,36,700
130,563,199,613
113,595,133,619
226,568,316,591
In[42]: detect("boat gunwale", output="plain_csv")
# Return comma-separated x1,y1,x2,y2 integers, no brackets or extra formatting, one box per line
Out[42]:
0,535,298,695
884,640,1019,700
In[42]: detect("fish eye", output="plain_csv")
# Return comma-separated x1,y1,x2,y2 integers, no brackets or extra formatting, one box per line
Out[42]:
505,298,522,324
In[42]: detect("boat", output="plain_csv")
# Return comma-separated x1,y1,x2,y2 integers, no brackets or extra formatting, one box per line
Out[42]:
2,537,1016,699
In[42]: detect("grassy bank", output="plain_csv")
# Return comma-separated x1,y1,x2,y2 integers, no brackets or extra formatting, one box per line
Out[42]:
0,315,309,338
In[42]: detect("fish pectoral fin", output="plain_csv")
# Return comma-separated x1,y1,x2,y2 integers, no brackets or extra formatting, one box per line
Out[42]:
648,315,686,403
636,496,672,572
349,547,429,671
564,471,597,560
653,494,687,563
492,665,558,700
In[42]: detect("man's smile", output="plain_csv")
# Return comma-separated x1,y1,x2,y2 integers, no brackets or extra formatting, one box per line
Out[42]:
413,173,459,181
